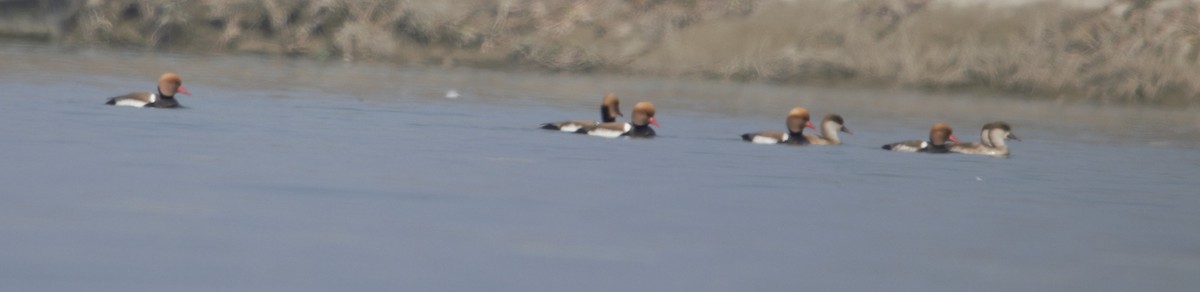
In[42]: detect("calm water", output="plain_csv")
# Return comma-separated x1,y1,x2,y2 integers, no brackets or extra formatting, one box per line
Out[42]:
1,42,1198,291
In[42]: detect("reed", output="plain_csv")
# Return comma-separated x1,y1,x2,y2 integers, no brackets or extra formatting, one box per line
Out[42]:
2,0,1197,105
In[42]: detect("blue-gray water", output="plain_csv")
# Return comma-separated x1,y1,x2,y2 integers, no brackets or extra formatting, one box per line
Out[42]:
1,42,1198,291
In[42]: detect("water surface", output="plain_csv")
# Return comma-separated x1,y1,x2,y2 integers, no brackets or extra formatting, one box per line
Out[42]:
1,43,1198,291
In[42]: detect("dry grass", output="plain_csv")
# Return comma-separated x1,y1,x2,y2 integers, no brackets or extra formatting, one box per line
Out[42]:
4,0,1199,105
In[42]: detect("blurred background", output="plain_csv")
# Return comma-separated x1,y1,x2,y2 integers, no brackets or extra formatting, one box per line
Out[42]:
3,2,1199,291
3,0,1198,106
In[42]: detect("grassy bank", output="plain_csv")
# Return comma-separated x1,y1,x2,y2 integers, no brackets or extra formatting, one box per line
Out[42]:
3,0,1199,105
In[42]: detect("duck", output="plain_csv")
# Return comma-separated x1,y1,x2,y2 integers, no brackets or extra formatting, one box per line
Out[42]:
541,92,623,132
105,73,191,108
943,122,994,153
882,122,959,153
578,101,659,138
741,107,818,145
803,114,853,145
951,121,1020,157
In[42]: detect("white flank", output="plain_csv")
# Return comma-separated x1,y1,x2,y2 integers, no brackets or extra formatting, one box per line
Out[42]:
559,124,582,132
751,136,780,144
587,123,630,138
114,99,149,107
889,141,927,152
445,90,460,99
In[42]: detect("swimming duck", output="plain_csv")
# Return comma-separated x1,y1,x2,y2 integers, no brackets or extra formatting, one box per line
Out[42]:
541,93,623,132
951,121,1020,157
741,107,819,145
882,122,960,153
578,101,659,138
803,114,853,145
105,73,191,108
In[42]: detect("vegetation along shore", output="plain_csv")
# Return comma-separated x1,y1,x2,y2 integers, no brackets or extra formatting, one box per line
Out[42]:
2,0,1199,106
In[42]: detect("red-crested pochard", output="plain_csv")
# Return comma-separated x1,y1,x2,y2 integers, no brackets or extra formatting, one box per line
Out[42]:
741,107,818,145
951,121,1021,157
803,114,853,145
882,122,960,153
579,101,659,138
105,73,191,108
541,93,623,132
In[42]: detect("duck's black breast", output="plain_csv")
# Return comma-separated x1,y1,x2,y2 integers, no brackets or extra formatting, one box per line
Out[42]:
148,96,181,108
783,131,809,145
919,144,952,154
626,124,656,138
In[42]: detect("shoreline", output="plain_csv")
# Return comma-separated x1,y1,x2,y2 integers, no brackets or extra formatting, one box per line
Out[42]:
2,0,1199,106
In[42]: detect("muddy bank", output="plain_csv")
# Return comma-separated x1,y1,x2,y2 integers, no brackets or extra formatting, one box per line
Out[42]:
3,0,1200,105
